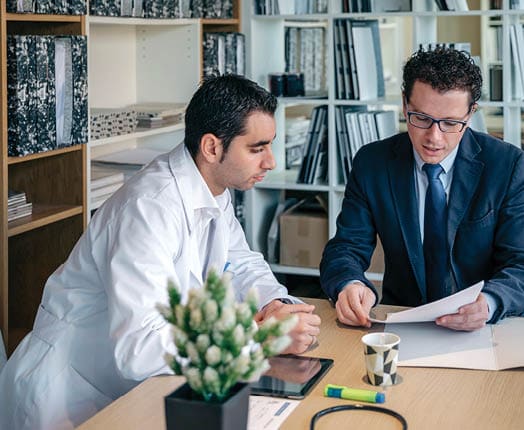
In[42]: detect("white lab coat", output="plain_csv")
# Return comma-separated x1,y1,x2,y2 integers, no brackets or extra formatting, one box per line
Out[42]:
0,144,297,430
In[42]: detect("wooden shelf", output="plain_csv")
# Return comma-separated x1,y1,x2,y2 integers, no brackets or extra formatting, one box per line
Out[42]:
8,204,84,237
7,144,84,165
6,13,83,23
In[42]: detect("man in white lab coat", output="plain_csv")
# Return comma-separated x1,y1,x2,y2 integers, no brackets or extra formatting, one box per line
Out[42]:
0,75,321,430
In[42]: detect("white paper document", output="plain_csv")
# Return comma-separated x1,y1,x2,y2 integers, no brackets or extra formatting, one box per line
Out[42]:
369,281,484,323
248,396,300,430
388,317,524,370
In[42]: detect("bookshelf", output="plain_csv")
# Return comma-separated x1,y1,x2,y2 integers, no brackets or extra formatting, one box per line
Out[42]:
87,1,242,212
244,0,523,287
0,8,88,353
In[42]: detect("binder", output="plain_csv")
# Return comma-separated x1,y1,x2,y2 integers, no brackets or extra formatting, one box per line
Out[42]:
35,36,56,151
71,36,88,145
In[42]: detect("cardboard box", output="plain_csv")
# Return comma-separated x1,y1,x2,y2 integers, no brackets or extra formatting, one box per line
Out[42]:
279,198,328,268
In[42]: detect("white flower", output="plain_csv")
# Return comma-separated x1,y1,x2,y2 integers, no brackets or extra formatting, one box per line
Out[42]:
232,324,245,346
233,354,250,376
196,334,210,353
205,345,221,366
204,299,218,323
216,307,235,331
186,341,200,365
173,327,188,350
203,366,220,395
185,367,203,391
189,307,203,330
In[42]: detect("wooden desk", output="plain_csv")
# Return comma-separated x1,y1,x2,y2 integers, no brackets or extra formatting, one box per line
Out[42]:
78,298,524,429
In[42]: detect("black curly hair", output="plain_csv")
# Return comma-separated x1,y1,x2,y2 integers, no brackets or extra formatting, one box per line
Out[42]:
402,47,482,109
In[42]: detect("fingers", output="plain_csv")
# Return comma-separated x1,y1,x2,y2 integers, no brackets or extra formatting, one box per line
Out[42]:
436,294,489,331
260,301,316,322
285,312,322,354
336,283,374,328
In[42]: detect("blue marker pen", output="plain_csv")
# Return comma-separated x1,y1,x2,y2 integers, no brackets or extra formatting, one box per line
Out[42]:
324,384,385,403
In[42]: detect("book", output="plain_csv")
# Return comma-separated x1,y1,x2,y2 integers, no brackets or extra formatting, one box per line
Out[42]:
91,165,126,190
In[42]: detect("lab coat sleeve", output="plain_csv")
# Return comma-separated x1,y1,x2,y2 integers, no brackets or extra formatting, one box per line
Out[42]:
223,196,302,308
92,196,180,381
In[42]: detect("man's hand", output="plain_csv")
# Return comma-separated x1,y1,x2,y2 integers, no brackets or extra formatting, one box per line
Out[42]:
436,293,489,331
336,282,375,328
255,300,321,355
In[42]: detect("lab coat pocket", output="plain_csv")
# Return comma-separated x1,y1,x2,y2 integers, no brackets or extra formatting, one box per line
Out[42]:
63,365,113,425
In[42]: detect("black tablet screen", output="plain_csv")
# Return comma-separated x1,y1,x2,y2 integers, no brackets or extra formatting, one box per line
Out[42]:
250,355,333,399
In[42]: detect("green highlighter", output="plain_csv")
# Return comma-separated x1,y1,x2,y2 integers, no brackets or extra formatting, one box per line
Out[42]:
324,384,385,403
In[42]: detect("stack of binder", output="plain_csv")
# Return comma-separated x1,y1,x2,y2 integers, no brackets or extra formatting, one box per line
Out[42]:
203,33,245,77
296,105,328,185
7,35,88,156
335,106,398,183
333,18,385,101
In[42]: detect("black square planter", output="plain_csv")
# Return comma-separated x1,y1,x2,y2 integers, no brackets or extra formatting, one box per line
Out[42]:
165,382,250,430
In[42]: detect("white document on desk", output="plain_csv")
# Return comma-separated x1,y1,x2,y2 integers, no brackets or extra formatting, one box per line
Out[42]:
369,281,484,323
387,317,524,370
248,396,300,430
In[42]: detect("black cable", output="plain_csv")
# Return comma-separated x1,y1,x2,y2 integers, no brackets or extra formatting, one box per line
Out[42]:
310,404,408,429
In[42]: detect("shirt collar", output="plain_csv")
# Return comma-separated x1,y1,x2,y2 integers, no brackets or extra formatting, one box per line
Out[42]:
169,144,228,231
412,142,460,175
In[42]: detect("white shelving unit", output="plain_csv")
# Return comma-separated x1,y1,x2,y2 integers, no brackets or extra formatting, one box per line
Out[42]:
87,17,202,212
244,0,523,282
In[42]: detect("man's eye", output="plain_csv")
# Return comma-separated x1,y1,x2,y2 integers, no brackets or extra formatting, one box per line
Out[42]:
443,121,460,127
251,148,264,154
415,114,430,122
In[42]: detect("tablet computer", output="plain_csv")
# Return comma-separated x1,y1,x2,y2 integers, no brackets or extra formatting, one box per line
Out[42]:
250,355,334,399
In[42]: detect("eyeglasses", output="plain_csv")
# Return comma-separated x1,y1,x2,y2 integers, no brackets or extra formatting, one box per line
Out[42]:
406,111,469,133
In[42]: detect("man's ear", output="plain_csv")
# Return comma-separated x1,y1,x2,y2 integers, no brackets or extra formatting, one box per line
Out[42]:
199,133,223,163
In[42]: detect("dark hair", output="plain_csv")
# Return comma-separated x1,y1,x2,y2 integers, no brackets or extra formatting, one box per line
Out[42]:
184,74,278,159
402,47,482,108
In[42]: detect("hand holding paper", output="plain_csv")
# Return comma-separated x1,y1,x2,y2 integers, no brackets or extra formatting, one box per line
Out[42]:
370,281,484,323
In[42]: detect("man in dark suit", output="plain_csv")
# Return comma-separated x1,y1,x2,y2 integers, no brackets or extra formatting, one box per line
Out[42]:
320,47,524,331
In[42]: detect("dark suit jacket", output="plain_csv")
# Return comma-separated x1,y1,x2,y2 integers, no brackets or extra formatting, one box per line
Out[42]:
320,129,524,322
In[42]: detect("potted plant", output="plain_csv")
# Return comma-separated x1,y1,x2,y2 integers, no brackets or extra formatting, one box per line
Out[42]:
159,268,297,430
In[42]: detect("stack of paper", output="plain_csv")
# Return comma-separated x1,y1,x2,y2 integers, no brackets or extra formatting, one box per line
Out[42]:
131,102,186,129
8,189,32,222
90,164,126,209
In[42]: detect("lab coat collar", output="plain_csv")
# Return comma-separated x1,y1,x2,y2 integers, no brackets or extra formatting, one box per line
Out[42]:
168,144,225,234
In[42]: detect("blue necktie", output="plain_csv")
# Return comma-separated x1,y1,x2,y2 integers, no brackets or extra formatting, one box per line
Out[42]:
423,163,448,302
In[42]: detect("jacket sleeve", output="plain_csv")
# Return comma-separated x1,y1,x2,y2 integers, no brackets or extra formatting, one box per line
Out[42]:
222,195,302,309
92,196,180,381
482,150,524,322
319,150,379,303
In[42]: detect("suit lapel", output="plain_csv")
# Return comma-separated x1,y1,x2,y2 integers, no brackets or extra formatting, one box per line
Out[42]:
448,129,484,250
388,134,427,300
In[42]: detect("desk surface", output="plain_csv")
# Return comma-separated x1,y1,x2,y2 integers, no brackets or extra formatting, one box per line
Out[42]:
78,298,524,430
